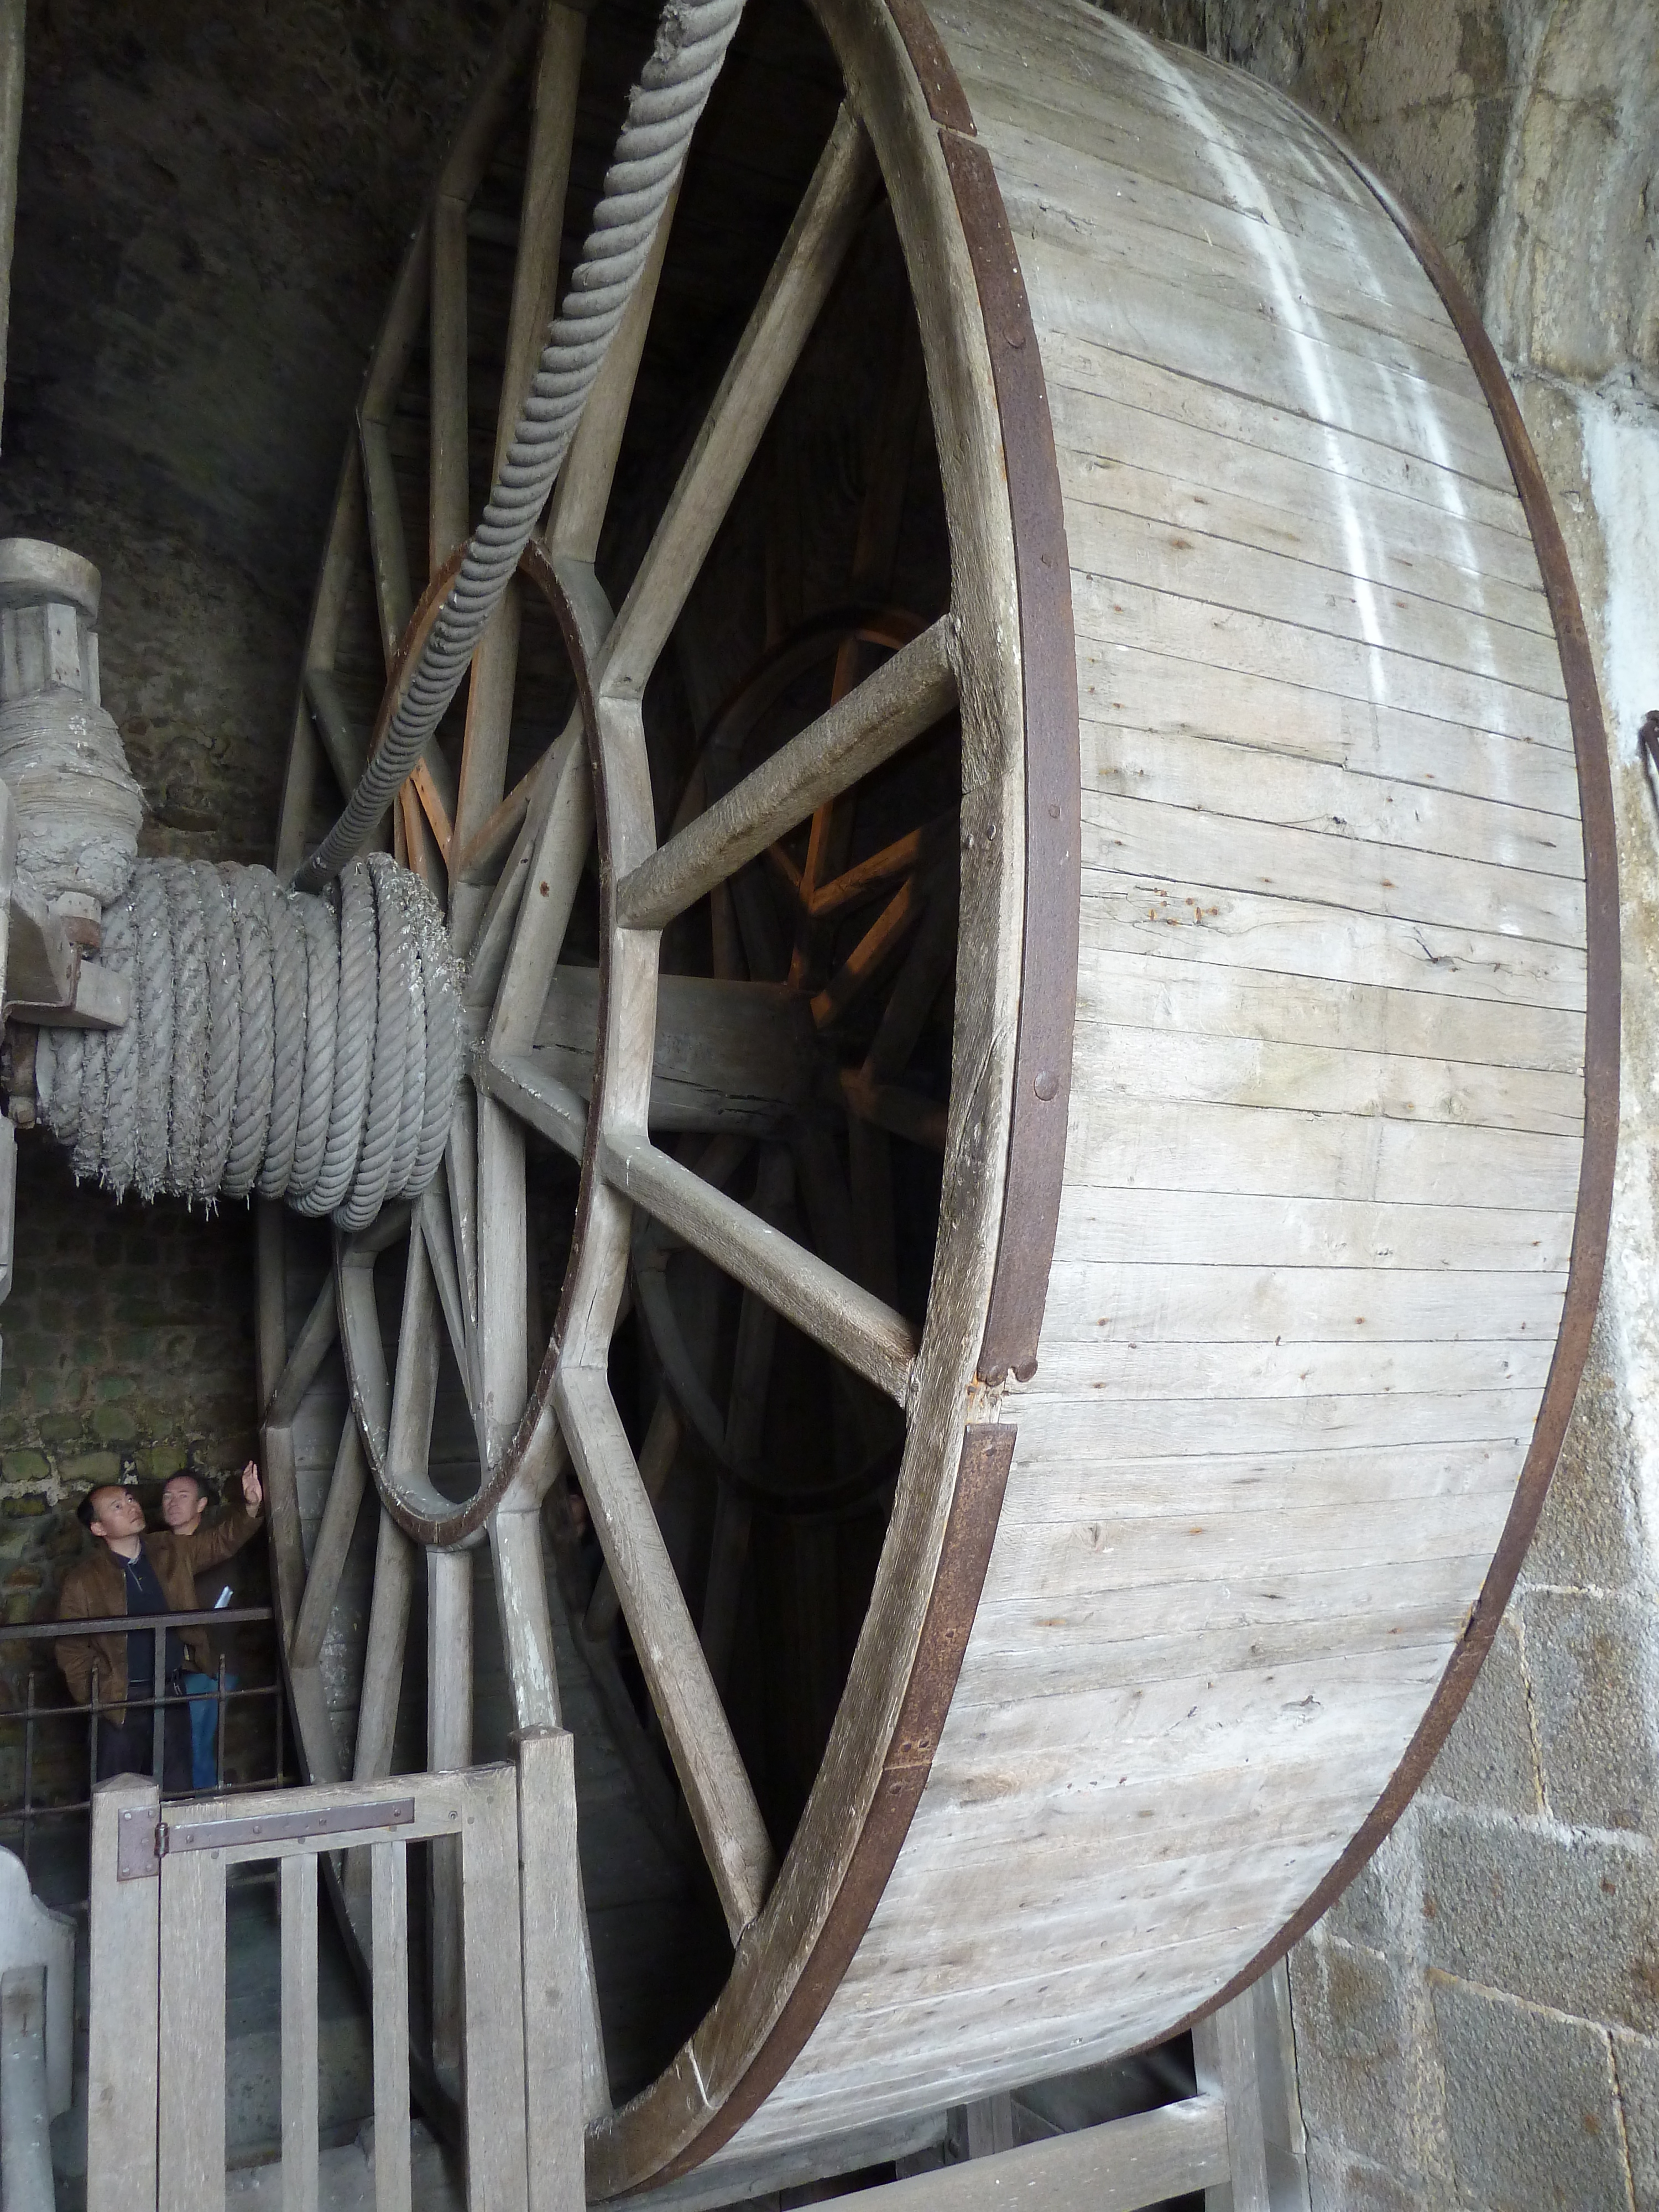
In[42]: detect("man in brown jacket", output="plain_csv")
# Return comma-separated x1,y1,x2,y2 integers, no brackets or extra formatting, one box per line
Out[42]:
56,1461,264,1788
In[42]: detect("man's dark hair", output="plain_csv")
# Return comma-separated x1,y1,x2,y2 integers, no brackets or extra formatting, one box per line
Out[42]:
76,1484,124,1531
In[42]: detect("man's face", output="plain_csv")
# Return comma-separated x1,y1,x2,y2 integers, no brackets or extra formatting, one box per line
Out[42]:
89,1486,145,1542
160,1475,205,1532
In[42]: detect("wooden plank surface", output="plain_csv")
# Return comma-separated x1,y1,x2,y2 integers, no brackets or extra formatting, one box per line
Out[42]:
370,1840,411,2212
87,1779,159,2212
460,1765,530,2212
518,1732,587,2212
281,1853,321,2212
158,1846,227,2212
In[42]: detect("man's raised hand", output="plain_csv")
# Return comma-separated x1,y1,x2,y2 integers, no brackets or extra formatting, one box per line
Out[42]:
241,1459,263,1510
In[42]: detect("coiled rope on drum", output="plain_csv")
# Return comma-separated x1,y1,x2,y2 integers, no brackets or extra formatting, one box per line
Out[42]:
33,856,462,1225
291,0,747,893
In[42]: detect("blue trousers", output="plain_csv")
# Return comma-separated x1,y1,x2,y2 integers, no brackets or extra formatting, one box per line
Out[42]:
182,1670,236,1791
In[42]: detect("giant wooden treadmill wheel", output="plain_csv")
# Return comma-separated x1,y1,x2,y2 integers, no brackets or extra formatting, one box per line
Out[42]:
262,0,1614,2190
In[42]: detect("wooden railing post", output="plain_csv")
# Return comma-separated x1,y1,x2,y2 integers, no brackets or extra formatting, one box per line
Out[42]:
515,1730,583,2212
1192,1963,1310,2212
460,1764,529,2211
87,1776,160,2212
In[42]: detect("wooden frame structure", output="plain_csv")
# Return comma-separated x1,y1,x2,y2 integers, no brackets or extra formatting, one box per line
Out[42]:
249,0,1615,2193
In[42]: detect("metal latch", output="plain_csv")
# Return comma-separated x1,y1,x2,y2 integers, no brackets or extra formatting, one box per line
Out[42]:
117,1794,416,1880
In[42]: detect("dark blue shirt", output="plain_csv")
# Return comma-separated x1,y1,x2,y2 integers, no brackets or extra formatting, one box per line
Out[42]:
121,1547,186,1694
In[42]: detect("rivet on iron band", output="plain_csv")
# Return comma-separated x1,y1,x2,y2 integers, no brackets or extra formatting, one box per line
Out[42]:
1014,1357,1038,1383
1006,326,1026,348
1034,1071,1059,1101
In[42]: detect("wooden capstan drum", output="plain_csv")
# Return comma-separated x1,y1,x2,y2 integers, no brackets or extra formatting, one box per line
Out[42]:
257,0,1614,2190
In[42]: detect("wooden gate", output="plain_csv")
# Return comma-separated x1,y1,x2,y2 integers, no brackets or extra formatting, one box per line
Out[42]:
84,1730,583,2212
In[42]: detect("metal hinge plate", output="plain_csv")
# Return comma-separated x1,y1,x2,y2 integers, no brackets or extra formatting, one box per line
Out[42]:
117,1794,416,1880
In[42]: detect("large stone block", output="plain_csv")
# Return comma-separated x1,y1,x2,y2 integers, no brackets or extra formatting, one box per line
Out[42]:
1287,1938,1422,2176
1431,1975,1629,2210
1525,1588,1659,1833
1425,1616,1542,1817
1526,1333,1643,1593
1305,2138,1423,2212
1421,1809,1659,2034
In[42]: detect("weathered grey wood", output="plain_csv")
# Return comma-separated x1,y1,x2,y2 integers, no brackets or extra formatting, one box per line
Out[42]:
488,716,595,1060
459,1765,530,2212
427,1548,473,2093
555,1365,776,1937
617,618,956,930
477,1094,531,1460
528,967,821,1135
265,1274,341,1428
158,1844,227,2212
478,1052,587,1164
88,1781,160,2212
601,1130,917,1405
585,1391,679,1641
517,1731,585,2212
430,191,470,570
489,1510,612,2122
305,666,368,797
598,108,879,700
1,1965,55,2212
280,1852,321,2212
257,1209,307,1640
353,1507,416,1783
369,1839,412,2212
828,2098,1228,2212
1193,1981,1272,2212
361,418,414,664
545,176,680,564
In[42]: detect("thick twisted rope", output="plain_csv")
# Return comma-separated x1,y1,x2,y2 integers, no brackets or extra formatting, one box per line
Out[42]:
35,858,461,1227
293,0,747,892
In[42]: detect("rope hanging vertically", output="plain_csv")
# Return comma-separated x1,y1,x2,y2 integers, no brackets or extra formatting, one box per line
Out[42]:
292,0,748,894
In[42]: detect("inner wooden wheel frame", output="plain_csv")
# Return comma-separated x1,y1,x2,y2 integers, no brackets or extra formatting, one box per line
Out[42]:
259,0,1616,2194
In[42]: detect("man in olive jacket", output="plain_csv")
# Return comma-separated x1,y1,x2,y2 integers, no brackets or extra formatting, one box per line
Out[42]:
56,1461,264,1787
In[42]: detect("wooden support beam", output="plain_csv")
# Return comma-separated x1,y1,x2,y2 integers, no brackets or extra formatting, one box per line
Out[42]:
597,109,878,700
291,1418,368,1672
555,1365,775,1938
263,1275,339,1429
545,176,680,564
617,617,956,931
430,192,471,571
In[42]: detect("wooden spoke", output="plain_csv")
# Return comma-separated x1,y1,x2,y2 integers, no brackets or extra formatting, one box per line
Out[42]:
462,707,579,998
584,1391,679,1642
545,174,681,564
255,1205,307,1640
810,810,957,921
430,191,470,571
839,1069,947,1153
455,737,546,891
809,868,937,1032
488,691,598,1060
410,757,454,860
866,874,957,1080
477,1093,530,1460
426,1546,472,2089
597,108,879,702
445,1086,479,1353
263,1274,339,1430
615,617,956,931
353,1505,415,1783
601,1130,916,1405
276,447,365,877
361,418,415,668
477,1048,587,1164
291,1417,369,1672
555,1365,775,1938
304,666,367,798
419,1182,475,1413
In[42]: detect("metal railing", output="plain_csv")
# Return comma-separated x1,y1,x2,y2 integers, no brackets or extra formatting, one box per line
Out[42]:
0,1608,288,1886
